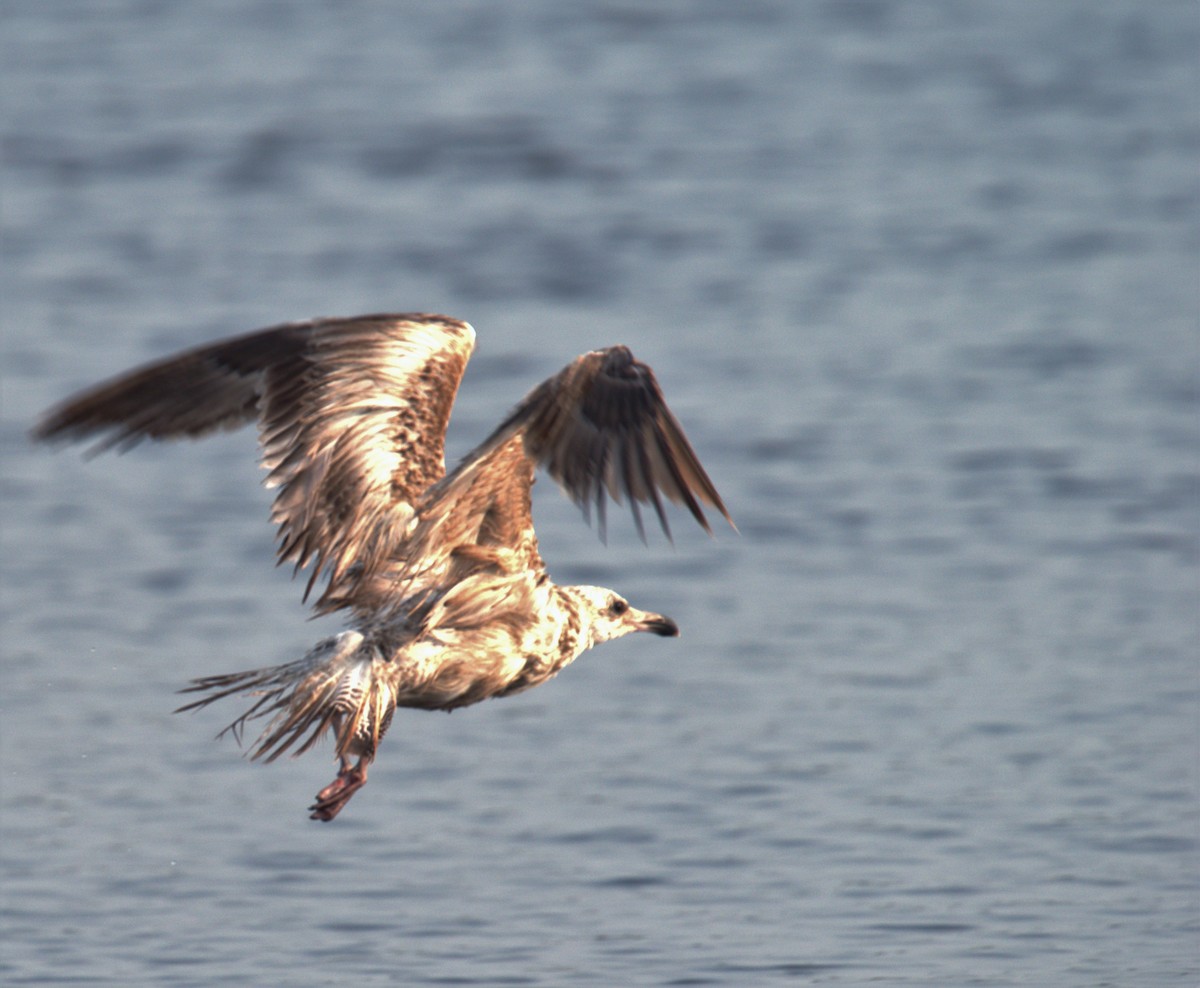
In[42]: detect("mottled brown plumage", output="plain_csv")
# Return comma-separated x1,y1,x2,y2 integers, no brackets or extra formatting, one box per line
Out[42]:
35,313,732,820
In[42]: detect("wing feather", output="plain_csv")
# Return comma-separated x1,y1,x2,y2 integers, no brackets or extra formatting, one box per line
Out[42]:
371,344,732,611
34,314,476,610
257,316,474,603
32,322,310,449
358,435,542,613
36,327,729,622
491,344,733,539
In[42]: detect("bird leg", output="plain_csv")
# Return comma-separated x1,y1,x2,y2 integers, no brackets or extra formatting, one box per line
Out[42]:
309,756,368,821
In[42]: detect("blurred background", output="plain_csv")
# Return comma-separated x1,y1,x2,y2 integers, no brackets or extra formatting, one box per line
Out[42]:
3,2,1197,985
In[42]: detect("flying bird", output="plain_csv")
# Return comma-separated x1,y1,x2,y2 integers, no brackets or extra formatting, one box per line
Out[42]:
34,314,732,820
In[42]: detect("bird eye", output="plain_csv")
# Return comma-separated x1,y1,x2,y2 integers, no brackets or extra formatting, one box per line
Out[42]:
608,598,629,616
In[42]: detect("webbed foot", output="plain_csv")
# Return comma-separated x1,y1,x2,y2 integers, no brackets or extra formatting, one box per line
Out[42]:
309,762,367,821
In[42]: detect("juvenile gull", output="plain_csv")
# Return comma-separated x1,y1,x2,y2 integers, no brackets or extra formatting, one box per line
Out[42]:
35,314,732,820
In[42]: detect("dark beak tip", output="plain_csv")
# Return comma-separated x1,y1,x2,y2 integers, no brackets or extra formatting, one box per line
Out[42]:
646,617,679,637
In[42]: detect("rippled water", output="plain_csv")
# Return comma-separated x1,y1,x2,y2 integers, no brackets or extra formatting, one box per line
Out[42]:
3,2,1198,985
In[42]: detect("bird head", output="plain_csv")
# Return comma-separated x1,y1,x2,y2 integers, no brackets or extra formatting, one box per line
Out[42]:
568,585,679,646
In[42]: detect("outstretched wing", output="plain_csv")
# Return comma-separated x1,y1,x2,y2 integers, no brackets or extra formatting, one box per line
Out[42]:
32,321,311,449
34,313,476,607
378,344,733,611
492,344,733,539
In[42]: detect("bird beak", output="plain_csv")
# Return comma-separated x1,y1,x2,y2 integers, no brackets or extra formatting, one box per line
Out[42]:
633,609,679,637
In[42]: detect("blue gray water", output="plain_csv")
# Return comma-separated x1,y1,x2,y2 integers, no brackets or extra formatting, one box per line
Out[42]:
3,2,1197,985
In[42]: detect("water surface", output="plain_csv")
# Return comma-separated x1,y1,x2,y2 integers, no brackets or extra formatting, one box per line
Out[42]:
3,2,1197,984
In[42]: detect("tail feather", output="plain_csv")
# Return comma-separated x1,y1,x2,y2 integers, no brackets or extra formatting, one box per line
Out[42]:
174,631,382,762
175,668,294,749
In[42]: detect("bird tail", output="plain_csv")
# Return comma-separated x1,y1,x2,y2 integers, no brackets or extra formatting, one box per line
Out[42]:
175,630,393,763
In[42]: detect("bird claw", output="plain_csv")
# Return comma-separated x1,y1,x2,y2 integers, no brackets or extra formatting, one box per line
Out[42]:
308,763,367,821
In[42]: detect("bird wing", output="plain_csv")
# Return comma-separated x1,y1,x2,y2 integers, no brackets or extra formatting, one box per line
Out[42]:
377,344,733,612
488,343,733,539
34,314,476,607
32,320,311,448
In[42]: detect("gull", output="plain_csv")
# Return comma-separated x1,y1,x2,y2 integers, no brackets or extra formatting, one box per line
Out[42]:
34,314,732,820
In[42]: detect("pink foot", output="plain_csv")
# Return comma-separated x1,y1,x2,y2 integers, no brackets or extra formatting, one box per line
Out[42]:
308,763,367,821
